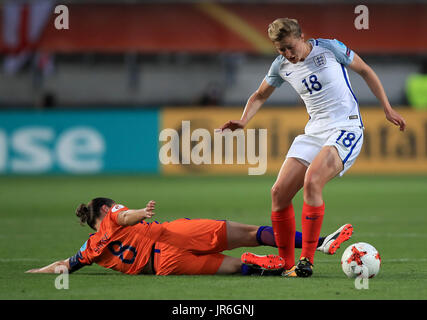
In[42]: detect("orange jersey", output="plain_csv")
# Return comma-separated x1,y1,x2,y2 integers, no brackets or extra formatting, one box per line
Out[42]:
69,204,229,275
152,218,228,275
70,204,164,275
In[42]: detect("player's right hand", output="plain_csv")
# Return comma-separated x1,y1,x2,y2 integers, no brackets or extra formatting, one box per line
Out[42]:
219,120,246,132
144,200,156,218
384,108,406,132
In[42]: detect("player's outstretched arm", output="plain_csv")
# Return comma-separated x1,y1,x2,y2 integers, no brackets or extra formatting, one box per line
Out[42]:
349,53,406,131
220,79,275,132
25,259,71,274
117,200,156,226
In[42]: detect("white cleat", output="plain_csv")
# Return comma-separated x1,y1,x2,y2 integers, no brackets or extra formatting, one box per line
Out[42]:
317,224,353,255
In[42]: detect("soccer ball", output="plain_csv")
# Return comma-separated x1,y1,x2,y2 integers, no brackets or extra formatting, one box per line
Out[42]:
341,242,381,279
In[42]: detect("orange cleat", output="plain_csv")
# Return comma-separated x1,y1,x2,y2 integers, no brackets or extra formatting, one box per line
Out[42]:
241,252,284,275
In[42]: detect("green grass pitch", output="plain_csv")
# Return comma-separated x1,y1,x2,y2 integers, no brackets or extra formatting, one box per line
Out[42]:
1,174,426,300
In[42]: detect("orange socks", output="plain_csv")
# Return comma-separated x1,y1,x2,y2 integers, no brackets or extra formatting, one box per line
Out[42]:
301,202,325,263
271,204,295,270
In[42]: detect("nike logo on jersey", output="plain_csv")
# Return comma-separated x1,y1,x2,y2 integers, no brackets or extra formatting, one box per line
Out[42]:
285,72,293,76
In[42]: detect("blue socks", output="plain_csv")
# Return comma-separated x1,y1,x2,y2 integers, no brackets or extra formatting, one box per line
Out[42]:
241,264,253,275
256,226,324,249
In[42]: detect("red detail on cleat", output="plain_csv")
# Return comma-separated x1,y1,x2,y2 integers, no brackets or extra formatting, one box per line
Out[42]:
241,252,284,271
328,224,353,255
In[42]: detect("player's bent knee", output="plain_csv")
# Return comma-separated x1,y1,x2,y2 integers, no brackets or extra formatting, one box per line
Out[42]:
271,185,292,209
303,174,323,198
270,184,280,199
304,168,325,189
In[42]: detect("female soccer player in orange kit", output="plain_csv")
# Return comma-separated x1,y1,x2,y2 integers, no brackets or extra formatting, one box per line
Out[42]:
26,197,351,276
220,18,406,277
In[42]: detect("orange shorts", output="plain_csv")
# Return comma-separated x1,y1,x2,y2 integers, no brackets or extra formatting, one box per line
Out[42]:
153,218,228,275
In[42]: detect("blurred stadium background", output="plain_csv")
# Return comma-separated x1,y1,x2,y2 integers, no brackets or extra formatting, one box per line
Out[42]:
1,0,427,300
0,0,426,176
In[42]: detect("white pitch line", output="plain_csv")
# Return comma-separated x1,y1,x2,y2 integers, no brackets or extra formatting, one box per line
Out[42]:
0,258,54,263
353,233,427,238
383,258,427,262
316,258,427,263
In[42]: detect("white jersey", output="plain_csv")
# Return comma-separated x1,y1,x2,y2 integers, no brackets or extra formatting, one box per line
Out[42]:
265,38,363,134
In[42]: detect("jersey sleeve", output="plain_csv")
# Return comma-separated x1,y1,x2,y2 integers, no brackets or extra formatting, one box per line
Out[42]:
316,38,355,66
264,55,285,87
109,204,129,225
68,240,92,273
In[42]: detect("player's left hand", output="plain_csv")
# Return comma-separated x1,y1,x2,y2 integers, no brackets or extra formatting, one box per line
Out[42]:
218,119,246,132
385,108,406,131
25,268,41,273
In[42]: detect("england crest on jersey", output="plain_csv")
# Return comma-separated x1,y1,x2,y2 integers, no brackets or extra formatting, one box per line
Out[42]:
313,53,326,67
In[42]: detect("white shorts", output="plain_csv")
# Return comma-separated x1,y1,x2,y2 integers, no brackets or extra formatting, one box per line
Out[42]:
286,126,364,176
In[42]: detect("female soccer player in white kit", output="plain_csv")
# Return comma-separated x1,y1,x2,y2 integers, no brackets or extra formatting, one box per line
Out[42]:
220,18,406,277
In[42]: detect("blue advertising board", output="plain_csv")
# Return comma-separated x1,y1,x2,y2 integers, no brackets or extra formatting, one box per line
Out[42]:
0,110,159,174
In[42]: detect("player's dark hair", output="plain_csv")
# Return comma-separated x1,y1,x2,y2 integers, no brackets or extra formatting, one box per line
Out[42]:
76,197,115,230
